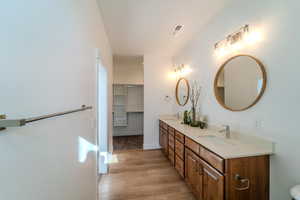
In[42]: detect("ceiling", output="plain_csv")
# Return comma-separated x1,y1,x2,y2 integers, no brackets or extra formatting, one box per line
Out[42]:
98,0,231,56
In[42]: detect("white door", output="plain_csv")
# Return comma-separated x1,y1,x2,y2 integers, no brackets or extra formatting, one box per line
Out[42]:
97,52,108,174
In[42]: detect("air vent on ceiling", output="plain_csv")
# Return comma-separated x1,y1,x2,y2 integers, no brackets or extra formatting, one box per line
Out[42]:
173,25,183,36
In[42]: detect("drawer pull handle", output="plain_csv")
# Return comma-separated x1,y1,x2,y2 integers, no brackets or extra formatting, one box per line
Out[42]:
190,157,198,172
176,135,182,140
235,174,250,191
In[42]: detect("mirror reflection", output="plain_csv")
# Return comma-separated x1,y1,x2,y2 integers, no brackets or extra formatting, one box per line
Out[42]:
214,55,266,111
176,78,190,106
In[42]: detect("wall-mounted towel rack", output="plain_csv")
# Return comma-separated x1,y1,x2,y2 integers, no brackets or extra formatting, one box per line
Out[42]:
0,105,92,131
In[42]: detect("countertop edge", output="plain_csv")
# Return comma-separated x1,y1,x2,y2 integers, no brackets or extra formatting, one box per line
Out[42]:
159,117,275,159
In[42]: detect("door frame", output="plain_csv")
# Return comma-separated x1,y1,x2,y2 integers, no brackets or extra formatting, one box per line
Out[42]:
96,49,109,174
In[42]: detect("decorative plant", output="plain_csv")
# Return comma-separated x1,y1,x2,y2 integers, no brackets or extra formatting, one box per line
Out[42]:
189,81,201,126
183,110,191,125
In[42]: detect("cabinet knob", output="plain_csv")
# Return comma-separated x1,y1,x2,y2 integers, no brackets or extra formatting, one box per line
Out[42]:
234,174,250,191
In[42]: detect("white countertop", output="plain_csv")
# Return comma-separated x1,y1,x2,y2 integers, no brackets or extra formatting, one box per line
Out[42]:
160,116,275,159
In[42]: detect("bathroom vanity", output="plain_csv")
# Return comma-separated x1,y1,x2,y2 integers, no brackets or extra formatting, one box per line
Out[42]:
159,117,274,200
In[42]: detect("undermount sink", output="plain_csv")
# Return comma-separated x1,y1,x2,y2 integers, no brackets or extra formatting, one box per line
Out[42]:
198,135,216,138
198,135,237,146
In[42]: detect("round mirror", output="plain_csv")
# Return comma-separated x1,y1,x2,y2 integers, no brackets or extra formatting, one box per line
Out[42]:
214,55,267,111
176,78,190,106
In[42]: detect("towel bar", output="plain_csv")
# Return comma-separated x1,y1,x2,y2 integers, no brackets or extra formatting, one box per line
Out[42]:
0,105,92,131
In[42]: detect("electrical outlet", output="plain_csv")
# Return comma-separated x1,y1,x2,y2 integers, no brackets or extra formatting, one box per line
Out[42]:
255,120,263,129
0,114,6,131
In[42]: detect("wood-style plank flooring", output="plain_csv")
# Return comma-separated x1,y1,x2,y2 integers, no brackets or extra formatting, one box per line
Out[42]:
99,150,195,200
113,136,143,151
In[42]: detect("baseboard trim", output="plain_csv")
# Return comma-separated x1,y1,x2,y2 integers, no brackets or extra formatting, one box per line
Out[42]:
143,143,161,150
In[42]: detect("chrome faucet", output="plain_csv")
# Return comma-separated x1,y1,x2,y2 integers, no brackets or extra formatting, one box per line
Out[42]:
219,125,230,139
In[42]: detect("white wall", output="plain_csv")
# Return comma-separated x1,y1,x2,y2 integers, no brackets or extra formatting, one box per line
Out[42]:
143,54,175,149
114,113,144,136
113,85,144,136
0,1,112,200
173,0,300,199
113,56,144,85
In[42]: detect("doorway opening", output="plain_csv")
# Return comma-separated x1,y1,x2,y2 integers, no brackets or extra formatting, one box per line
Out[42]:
112,55,144,151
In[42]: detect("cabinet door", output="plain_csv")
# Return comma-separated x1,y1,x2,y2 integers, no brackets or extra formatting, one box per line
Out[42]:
203,163,224,200
159,128,163,147
185,148,203,200
163,131,168,156
225,156,269,200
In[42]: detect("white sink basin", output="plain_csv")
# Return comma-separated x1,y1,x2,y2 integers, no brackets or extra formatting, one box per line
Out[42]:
198,135,237,146
198,135,216,138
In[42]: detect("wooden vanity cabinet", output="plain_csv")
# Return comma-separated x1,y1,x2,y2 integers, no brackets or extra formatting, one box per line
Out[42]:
185,148,203,199
168,133,175,149
159,121,270,200
168,126,175,136
159,127,164,147
175,130,185,143
175,130,185,178
168,147,175,165
175,155,184,177
168,126,175,165
159,121,168,156
175,139,184,159
185,147,224,200
185,137,200,155
202,161,224,200
225,156,270,200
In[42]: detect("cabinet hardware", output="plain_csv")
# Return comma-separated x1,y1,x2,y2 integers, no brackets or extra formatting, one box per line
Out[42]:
0,115,6,131
235,174,250,191
190,156,198,172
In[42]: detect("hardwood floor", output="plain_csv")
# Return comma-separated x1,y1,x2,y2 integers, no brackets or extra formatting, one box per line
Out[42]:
113,135,143,151
99,150,195,200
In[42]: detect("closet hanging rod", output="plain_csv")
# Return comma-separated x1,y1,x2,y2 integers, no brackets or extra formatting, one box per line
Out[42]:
0,105,92,131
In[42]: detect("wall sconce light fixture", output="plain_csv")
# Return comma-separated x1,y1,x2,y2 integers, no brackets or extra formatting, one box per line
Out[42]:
214,25,262,58
173,64,192,78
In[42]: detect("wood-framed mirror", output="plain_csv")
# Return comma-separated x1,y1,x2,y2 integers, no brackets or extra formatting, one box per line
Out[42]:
214,55,267,111
175,78,190,106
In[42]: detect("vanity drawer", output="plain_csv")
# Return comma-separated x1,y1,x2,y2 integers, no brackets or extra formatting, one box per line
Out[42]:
200,147,224,173
175,130,185,143
168,126,175,136
168,147,175,165
161,122,168,130
159,127,165,135
175,155,184,178
161,128,167,134
159,120,163,127
185,137,200,155
175,139,184,159
169,134,175,149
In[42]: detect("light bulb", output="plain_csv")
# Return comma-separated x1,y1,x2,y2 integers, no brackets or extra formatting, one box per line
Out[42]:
216,47,228,58
231,42,244,52
181,66,192,76
168,71,177,79
244,30,262,45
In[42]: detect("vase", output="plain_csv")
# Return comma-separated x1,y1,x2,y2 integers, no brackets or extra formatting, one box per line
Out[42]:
191,106,196,125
